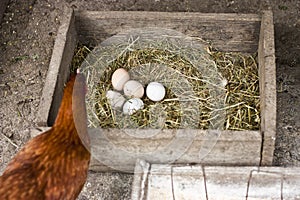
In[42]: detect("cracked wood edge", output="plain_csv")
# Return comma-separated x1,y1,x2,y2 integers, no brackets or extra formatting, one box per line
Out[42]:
258,10,276,166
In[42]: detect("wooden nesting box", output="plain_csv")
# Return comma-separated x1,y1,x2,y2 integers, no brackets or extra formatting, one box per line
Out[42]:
131,160,300,199
34,9,276,172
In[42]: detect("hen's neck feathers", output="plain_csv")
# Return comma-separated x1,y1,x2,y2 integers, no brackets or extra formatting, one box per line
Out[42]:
50,73,90,150
53,75,76,129
52,74,87,138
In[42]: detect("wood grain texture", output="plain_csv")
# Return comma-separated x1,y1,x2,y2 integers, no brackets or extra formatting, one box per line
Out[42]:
172,165,206,200
205,166,257,199
86,128,261,172
258,11,276,166
131,161,300,200
146,164,173,199
75,11,260,52
32,128,261,172
36,7,77,126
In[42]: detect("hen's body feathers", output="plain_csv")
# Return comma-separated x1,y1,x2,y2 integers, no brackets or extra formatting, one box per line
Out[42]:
0,74,91,200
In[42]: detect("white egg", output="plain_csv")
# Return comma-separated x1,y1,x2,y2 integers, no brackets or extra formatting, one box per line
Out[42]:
146,82,166,101
123,80,144,98
111,68,130,91
106,90,126,110
123,98,144,115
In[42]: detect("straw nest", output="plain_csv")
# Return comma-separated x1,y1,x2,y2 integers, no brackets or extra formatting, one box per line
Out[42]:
75,30,260,131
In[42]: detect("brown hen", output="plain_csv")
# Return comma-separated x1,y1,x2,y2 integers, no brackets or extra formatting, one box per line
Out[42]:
0,73,91,200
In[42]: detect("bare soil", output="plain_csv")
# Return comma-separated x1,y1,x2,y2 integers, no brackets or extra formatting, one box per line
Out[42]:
0,0,299,199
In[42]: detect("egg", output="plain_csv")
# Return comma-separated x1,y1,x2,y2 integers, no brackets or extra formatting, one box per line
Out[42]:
106,90,126,110
146,82,166,101
123,98,144,115
123,80,144,98
111,68,130,91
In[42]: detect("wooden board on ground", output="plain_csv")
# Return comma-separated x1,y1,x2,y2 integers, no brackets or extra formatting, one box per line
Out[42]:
131,160,300,200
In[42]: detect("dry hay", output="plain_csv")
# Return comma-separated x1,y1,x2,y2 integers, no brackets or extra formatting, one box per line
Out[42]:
74,37,260,131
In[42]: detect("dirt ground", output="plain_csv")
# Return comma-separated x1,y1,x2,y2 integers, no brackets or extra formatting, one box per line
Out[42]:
0,0,299,199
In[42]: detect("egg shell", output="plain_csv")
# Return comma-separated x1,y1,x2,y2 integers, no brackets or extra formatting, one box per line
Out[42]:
123,80,144,98
111,68,130,91
123,98,144,115
146,82,166,101
106,90,126,110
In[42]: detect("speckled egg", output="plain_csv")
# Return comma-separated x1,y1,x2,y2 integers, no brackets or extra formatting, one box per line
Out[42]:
111,68,130,91
123,98,144,115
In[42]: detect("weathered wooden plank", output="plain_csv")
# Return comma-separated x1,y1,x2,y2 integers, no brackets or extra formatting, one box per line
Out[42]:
205,166,256,199
172,166,206,200
250,168,300,198
31,127,261,173
258,11,276,165
282,170,300,199
178,131,261,165
146,164,173,199
30,128,261,172
206,167,300,199
247,170,282,199
75,11,260,52
87,128,261,172
131,161,300,200
36,7,77,126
